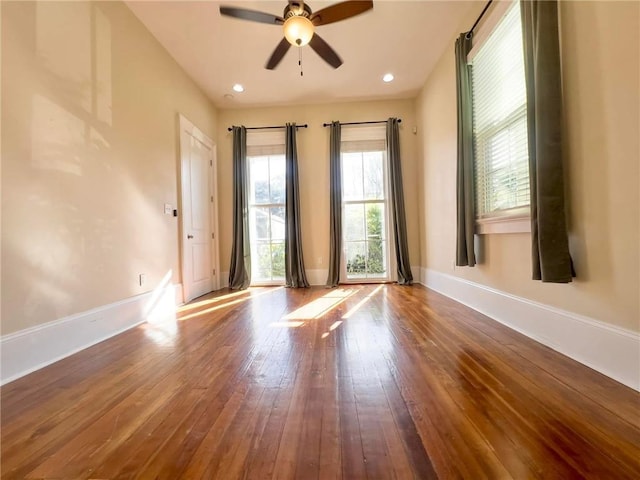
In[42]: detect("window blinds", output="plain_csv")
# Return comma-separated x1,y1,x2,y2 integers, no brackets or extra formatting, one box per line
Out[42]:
470,1,530,218
246,130,285,157
340,125,386,153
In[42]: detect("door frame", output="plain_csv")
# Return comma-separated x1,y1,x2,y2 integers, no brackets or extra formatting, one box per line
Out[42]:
178,114,220,303
338,146,397,284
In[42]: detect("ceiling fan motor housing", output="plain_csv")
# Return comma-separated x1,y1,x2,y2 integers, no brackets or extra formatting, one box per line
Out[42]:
284,2,313,19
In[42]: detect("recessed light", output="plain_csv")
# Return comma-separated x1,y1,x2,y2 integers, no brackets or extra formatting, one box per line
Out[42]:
232,83,244,93
382,73,394,83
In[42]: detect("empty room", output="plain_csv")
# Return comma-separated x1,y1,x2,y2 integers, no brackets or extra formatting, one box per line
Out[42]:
1,0,639,478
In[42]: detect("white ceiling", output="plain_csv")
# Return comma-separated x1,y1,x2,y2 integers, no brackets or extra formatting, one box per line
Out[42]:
125,1,477,109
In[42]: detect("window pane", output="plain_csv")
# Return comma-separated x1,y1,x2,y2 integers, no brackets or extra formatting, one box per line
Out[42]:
250,157,270,204
365,203,386,277
253,242,272,281
345,241,366,276
365,203,386,242
270,206,285,241
271,242,285,279
344,203,365,241
269,155,285,204
252,207,270,241
342,153,363,201
363,152,384,200
478,112,529,213
366,240,387,276
472,4,526,131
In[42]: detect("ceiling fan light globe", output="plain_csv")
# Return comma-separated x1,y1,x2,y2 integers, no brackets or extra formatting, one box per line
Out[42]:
283,16,314,47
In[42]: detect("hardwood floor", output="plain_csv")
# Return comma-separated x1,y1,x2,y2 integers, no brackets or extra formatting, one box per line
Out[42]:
1,284,639,479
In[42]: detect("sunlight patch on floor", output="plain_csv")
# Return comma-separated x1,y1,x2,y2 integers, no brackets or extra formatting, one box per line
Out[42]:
269,321,305,328
143,270,178,346
178,287,283,321
282,288,358,320
319,285,385,340
342,284,384,319
144,270,175,324
177,288,252,313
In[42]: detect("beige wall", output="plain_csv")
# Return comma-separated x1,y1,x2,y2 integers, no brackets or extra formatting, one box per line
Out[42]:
1,1,218,334
416,0,639,332
217,100,419,281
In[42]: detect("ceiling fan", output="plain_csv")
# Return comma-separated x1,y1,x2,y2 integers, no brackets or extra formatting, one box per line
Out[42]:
219,1,374,70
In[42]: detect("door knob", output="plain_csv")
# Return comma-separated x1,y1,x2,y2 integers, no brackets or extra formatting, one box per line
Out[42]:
187,234,193,239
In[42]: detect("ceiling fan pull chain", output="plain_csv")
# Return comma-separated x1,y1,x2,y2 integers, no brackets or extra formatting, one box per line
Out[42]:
299,47,304,77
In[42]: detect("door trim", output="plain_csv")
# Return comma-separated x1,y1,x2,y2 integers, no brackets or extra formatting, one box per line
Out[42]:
339,151,397,284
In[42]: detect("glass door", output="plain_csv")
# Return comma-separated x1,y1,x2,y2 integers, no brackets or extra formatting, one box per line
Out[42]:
341,149,391,281
248,154,286,284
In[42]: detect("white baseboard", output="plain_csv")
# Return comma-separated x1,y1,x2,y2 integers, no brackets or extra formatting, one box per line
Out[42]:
220,271,229,289
175,283,184,305
419,268,640,391
0,284,178,386
220,267,420,288
410,265,420,284
306,269,327,286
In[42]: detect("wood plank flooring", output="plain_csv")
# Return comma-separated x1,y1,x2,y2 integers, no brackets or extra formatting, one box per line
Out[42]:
1,284,639,479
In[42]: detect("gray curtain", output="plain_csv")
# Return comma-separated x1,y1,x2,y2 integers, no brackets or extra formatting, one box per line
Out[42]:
325,121,342,287
521,0,574,282
284,123,309,288
387,118,413,284
455,33,476,267
228,126,251,289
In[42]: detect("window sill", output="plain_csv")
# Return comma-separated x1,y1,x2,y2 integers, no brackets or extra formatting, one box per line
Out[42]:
476,213,531,234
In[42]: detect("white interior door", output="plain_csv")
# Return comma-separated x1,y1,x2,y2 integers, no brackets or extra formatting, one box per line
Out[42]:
179,115,219,303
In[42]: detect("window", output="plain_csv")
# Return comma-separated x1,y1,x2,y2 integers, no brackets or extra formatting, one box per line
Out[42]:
247,132,286,284
340,126,392,281
469,1,530,232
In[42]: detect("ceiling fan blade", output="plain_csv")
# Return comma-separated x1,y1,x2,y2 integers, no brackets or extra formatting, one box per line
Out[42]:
309,1,373,26
309,33,343,69
219,6,284,25
265,38,292,70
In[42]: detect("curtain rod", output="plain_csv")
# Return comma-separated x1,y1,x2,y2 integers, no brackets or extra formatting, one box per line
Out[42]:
322,119,401,127
227,124,308,132
465,0,493,39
